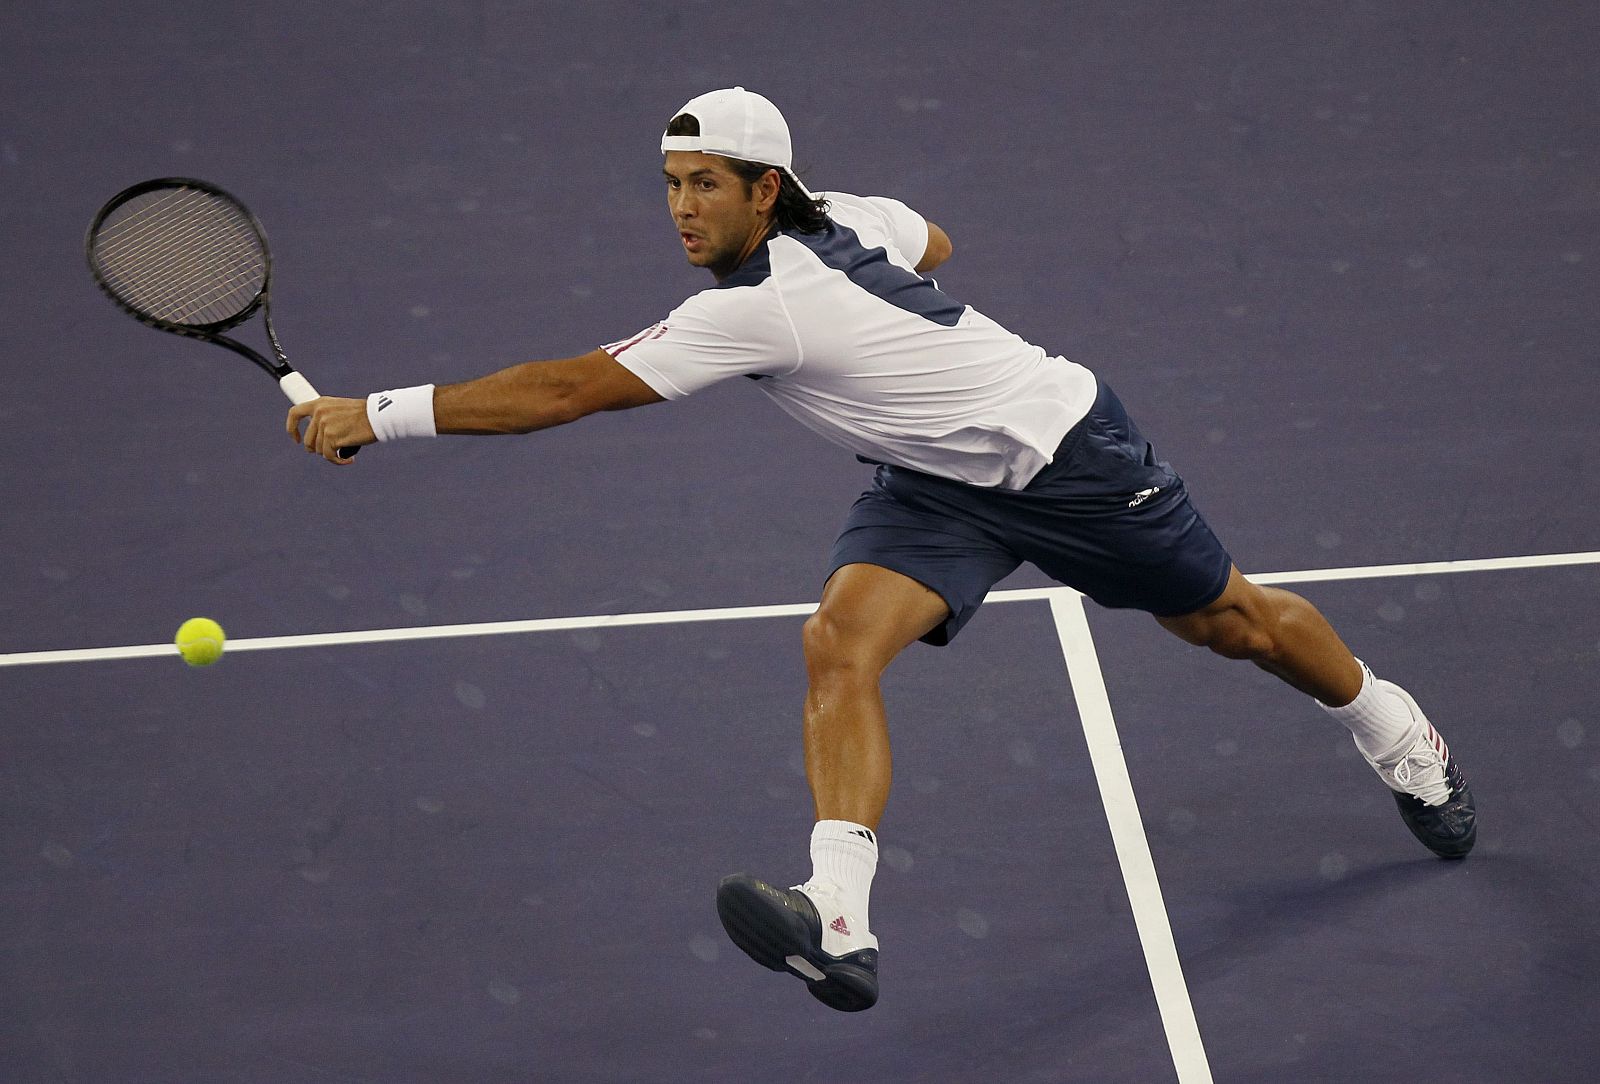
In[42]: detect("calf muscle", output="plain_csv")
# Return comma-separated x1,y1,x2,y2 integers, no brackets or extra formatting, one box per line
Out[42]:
1157,566,1362,706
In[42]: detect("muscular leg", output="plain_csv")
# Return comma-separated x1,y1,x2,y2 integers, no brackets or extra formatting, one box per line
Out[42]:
1156,565,1362,706
801,563,951,829
714,563,945,1011
1156,564,1475,856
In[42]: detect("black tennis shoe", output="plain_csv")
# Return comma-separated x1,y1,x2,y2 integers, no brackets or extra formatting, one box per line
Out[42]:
1359,682,1477,859
1389,756,1476,859
716,874,879,1012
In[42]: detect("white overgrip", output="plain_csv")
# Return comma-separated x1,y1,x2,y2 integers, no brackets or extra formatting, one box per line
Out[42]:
279,371,320,405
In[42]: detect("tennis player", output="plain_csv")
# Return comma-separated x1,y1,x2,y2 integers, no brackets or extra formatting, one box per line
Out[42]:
289,87,1476,1012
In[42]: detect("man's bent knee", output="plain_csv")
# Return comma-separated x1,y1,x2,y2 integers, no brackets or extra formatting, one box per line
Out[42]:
1157,571,1280,662
1197,615,1277,661
802,610,859,673
803,564,950,681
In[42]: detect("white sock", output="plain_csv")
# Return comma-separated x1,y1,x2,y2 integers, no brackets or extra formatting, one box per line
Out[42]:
1319,659,1421,761
806,820,878,931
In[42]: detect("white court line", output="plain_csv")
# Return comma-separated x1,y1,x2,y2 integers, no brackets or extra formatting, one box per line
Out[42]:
1049,591,1214,1083
6,550,1595,1074
2,548,1597,668
0,602,821,667
1245,548,1600,585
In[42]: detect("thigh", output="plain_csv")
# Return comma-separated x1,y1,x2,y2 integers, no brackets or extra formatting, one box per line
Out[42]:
1019,482,1233,616
1013,383,1233,616
813,563,954,666
829,479,1022,647
1154,564,1257,645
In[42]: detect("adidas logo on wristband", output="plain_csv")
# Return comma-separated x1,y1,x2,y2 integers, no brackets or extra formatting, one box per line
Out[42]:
367,385,437,441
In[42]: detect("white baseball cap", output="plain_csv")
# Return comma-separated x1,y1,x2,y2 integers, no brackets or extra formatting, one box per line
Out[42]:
661,86,817,199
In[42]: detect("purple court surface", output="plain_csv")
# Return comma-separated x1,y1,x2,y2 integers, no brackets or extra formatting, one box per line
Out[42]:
3,3,1598,1081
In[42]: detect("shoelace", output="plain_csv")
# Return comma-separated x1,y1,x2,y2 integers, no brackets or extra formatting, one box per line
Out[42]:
1386,733,1451,805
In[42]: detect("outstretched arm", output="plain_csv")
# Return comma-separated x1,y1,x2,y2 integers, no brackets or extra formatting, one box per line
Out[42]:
433,348,664,433
287,348,664,463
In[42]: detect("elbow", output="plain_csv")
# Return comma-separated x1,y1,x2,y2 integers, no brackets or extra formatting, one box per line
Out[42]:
492,380,588,434
534,387,590,430
510,350,660,432
921,249,950,274
917,225,953,273
531,362,606,430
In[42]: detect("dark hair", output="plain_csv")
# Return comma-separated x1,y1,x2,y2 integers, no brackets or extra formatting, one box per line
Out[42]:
665,113,831,234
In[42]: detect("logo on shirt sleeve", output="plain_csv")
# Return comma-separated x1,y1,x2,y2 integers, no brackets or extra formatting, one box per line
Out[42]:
604,323,670,356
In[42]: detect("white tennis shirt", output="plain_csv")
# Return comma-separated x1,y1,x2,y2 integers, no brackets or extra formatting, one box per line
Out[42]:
605,192,1097,490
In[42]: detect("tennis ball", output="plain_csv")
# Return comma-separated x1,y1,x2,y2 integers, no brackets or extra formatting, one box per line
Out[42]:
175,617,225,667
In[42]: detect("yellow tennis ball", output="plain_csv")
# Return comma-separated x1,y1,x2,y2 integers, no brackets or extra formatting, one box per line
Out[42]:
175,617,225,667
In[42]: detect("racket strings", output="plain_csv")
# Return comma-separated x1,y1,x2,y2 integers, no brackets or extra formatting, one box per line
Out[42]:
97,190,262,316
93,187,267,326
98,193,263,323
99,212,261,324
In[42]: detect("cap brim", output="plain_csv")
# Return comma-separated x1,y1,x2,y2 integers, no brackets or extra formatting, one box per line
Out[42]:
661,136,818,202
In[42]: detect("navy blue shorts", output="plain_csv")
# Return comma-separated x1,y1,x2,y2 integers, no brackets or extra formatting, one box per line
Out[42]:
828,380,1233,645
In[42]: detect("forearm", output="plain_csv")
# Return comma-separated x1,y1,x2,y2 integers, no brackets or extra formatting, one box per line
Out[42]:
288,348,661,463
433,357,587,435
433,349,662,435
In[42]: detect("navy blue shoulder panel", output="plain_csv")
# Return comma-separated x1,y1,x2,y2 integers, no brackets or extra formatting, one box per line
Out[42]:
712,234,772,379
713,232,773,290
785,221,964,327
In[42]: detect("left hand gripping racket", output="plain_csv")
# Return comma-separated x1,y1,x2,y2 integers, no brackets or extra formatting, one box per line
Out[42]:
86,177,357,457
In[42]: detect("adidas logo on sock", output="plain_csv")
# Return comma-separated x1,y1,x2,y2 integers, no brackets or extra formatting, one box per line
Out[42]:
830,915,851,936
848,828,876,844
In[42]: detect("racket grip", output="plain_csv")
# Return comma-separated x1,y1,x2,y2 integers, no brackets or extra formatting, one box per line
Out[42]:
279,371,320,405
280,371,361,459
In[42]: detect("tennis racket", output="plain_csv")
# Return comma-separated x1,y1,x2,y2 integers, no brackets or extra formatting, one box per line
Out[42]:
86,177,357,458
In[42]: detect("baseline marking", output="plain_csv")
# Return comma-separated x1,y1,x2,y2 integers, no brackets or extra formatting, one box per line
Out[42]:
2,549,1596,668
1050,591,1214,1083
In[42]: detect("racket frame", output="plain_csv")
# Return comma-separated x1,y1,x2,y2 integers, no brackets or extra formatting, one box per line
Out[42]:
85,176,320,405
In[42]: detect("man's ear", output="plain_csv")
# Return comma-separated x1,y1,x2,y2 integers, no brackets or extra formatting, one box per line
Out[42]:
758,168,782,214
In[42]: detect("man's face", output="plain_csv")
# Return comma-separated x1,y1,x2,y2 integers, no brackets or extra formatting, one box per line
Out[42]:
663,151,771,279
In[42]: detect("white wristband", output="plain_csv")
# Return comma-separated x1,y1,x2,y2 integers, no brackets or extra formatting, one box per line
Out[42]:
367,385,437,441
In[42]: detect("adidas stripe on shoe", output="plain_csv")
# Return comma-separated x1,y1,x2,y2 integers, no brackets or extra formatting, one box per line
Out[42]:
715,874,879,1012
